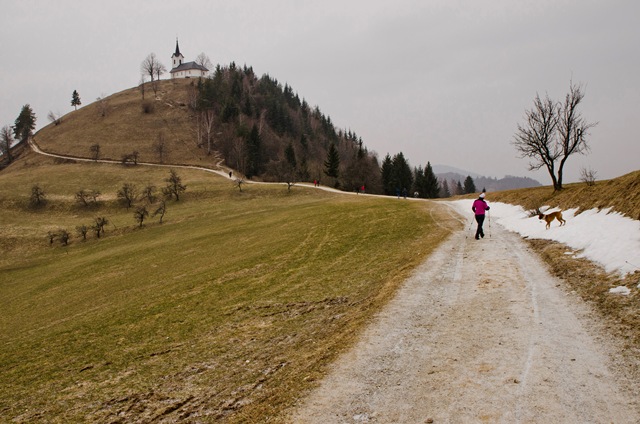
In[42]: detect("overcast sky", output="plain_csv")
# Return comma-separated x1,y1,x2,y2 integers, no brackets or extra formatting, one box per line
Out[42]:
2,0,638,183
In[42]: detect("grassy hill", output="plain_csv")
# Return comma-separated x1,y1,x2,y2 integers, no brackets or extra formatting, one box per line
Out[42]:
34,79,219,168
0,148,458,422
34,71,383,193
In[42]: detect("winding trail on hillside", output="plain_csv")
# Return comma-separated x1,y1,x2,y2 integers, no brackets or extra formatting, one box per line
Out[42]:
289,203,640,423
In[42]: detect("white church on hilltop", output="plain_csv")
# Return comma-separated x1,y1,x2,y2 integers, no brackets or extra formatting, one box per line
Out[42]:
170,39,209,79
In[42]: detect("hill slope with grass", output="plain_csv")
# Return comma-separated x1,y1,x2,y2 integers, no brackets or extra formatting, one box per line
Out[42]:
0,148,458,422
33,67,383,192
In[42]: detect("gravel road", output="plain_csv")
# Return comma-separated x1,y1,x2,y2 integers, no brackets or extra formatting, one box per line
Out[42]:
289,203,639,423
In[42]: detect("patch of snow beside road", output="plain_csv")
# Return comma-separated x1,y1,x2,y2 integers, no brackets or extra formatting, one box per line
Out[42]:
449,200,640,277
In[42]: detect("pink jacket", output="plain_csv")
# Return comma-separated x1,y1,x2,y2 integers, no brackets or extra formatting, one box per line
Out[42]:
472,199,490,215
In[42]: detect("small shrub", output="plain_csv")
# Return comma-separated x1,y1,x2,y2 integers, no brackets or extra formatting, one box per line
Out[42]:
141,100,155,114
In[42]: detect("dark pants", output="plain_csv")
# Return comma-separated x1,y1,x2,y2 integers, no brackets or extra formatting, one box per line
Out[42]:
475,214,485,239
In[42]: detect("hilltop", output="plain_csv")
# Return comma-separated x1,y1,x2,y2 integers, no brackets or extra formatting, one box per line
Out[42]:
33,67,383,193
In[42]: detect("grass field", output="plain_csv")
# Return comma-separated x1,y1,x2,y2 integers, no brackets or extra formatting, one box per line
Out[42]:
0,152,457,422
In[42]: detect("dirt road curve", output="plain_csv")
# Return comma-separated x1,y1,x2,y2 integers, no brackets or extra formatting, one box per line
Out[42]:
289,204,639,423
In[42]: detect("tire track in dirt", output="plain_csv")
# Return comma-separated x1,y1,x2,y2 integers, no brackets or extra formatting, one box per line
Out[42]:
288,203,640,423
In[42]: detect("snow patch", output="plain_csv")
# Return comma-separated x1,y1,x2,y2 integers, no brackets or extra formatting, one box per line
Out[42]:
609,286,631,296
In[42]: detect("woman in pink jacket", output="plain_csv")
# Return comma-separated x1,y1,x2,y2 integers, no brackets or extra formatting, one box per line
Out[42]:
471,192,490,240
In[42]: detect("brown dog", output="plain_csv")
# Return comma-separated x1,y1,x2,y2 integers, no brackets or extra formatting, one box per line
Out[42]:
536,208,566,229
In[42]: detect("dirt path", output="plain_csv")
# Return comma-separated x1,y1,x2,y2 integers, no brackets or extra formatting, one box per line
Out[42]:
289,203,640,423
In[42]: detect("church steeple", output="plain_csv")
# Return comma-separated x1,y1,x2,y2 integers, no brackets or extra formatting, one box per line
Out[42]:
171,38,184,69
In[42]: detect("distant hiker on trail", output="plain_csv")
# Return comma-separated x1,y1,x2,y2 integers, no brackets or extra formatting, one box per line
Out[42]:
472,192,490,240
229,171,233,178
361,185,365,194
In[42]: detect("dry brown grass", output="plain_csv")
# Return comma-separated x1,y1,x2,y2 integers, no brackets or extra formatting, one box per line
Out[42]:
0,154,459,422
488,170,640,220
34,79,215,167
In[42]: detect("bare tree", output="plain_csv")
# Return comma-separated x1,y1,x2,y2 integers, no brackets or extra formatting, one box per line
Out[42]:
133,206,149,228
93,217,108,238
90,143,101,161
195,53,213,71
117,183,138,208
142,185,157,203
162,169,186,201
30,184,46,207
76,189,101,207
141,53,160,83
76,225,89,241
153,132,166,163
155,62,167,82
96,95,110,117
555,81,598,189
152,200,166,223
200,109,216,155
47,111,62,125
141,53,165,96
139,75,146,100
580,167,598,186
0,125,14,164
234,177,245,192
513,81,596,191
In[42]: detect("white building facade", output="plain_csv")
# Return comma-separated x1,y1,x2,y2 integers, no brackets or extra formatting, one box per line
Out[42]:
170,39,208,79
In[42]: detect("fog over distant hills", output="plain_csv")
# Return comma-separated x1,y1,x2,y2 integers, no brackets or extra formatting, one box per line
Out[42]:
433,164,542,192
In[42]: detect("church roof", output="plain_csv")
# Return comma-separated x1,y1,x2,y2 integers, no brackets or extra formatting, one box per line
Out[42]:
170,61,209,73
172,39,183,58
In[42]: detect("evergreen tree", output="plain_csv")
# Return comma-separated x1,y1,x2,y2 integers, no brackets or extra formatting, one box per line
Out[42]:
14,104,36,143
424,162,440,198
245,124,263,179
71,90,81,110
392,152,413,195
413,166,425,198
456,180,464,195
463,175,477,194
380,154,394,195
440,179,451,198
284,142,297,169
324,143,340,179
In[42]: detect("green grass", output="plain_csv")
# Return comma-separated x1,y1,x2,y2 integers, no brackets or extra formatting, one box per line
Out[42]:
0,154,457,422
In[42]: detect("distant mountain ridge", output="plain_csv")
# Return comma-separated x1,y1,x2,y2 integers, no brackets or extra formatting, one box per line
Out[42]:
433,165,541,192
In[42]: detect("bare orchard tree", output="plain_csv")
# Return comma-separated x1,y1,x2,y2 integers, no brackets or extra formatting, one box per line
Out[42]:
152,200,166,223
117,183,138,208
0,125,14,164
93,217,108,238
142,184,157,203
513,81,596,191
30,184,46,207
133,206,149,228
76,225,89,241
162,169,186,201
